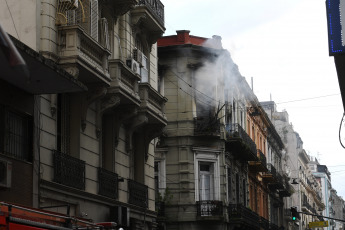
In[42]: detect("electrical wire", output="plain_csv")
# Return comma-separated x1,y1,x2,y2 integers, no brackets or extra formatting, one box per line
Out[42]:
4,0,19,39
339,113,345,149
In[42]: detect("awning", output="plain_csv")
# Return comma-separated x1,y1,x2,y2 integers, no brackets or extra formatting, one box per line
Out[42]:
0,24,87,94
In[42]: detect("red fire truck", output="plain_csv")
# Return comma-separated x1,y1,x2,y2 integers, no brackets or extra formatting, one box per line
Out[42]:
0,202,117,230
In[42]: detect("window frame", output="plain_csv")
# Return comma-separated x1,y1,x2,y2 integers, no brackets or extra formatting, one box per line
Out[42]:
194,148,220,201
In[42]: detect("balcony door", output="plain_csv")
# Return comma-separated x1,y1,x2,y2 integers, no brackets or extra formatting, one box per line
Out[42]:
199,162,214,201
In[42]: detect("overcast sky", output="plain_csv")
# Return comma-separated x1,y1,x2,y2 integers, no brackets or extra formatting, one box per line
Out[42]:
162,0,345,198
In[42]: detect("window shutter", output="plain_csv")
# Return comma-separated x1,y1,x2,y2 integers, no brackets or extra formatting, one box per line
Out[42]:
90,0,98,41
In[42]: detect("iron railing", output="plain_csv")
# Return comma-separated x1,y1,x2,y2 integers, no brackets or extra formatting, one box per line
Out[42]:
137,0,164,26
266,163,277,178
228,204,260,226
196,200,223,217
98,168,118,199
53,150,85,190
128,180,148,208
194,116,221,136
226,123,257,156
257,149,267,168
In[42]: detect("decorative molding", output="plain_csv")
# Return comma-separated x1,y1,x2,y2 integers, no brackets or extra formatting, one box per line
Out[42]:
64,66,79,78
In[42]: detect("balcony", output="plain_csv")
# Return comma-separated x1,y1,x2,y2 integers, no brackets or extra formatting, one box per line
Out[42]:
128,180,148,208
225,124,258,161
196,200,223,219
102,0,138,15
194,115,221,137
108,59,141,106
259,216,269,230
268,172,284,190
138,83,167,127
57,25,111,86
249,149,268,172
131,0,165,43
98,168,118,199
53,150,85,190
228,204,260,229
263,163,277,183
279,180,294,197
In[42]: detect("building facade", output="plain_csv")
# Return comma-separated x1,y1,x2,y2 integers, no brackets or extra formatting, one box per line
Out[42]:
0,0,166,229
156,30,290,230
262,101,325,230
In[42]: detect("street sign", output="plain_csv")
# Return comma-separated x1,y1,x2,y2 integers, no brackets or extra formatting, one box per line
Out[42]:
308,221,329,228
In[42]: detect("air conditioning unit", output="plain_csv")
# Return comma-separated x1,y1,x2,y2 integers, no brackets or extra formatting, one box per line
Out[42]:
133,48,143,64
0,159,12,188
59,0,78,9
110,206,130,227
126,59,140,75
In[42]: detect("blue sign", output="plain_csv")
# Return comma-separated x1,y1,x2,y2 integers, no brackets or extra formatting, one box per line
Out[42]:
326,0,345,55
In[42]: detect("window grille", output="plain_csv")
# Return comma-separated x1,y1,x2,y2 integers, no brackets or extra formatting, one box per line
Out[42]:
0,105,32,162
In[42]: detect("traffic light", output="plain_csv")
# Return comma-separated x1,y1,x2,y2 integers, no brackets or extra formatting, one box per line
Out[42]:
290,207,300,221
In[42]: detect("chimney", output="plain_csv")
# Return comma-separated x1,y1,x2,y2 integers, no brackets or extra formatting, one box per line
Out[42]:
212,35,223,49
176,30,191,43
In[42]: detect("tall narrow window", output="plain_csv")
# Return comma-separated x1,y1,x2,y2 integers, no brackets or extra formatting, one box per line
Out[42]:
227,166,231,202
155,161,160,199
0,106,32,162
102,114,115,171
199,162,214,201
242,179,246,205
57,94,70,154
236,174,240,203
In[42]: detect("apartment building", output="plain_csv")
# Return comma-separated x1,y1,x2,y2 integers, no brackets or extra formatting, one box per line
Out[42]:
262,101,325,230
0,0,166,229
156,30,290,230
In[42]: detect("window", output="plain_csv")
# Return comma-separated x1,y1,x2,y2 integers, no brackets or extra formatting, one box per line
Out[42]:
0,106,32,162
236,174,240,203
194,149,220,201
154,159,166,199
102,113,115,171
199,162,214,201
227,166,231,202
242,179,246,205
57,94,70,154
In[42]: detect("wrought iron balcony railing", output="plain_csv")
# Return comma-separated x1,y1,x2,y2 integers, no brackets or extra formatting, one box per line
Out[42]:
225,123,257,161
257,150,267,168
279,180,293,197
136,0,165,26
249,149,268,172
194,115,221,136
98,168,118,199
266,163,277,177
53,150,85,190
228,204,260,227
128,180,148,208
196,200,223,217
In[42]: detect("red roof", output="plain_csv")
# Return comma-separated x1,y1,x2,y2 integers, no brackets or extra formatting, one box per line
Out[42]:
158,30,223,49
